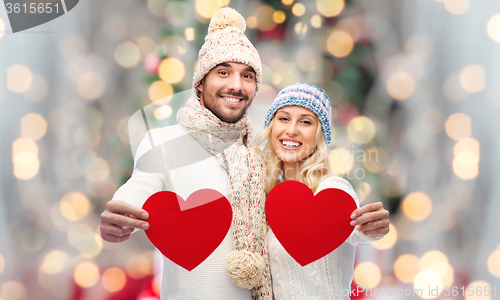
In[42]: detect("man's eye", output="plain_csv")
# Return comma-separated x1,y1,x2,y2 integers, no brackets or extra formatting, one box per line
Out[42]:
219,71,228,75
243,74,253,79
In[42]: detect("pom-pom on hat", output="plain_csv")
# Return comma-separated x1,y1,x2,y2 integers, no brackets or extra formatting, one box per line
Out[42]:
264,83,333,146
193,7,262,95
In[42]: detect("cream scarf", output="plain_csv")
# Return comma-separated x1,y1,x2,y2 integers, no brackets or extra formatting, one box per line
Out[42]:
177,96,272,300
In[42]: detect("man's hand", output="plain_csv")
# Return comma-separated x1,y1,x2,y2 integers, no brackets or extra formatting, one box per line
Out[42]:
350,202,390,238
100,200,150,243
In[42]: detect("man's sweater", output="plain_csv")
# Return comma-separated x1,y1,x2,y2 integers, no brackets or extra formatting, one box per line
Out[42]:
112,124,251,300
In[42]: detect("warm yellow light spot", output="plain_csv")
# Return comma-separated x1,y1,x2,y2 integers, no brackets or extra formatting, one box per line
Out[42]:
102,267,127,292
326,30,354,58
487,15,500,43
158,58,185,84
114,42,141,69
371,223,397,250
453,157,479,180
59,192,91,221
77,72,106,100
445,113,471,141
414,270,442,299
402,192,432,221
355,182,371,203
354,262,381,288
428,261,454,287
86,158,110,183
459,64,485,93
487,250,500,278
464,281,491,300
328,148,354,176
154,105,173,120
273,11,286,24
316,0,344,17
421,250,448,269
185,27,194,41
1,281,27,300
335,19,360,42
247,16,257,29
126,254,153,279
74,262,100,288
7,64,33,93
386,72,415,100
40,250,71,274
0,253,4,274
254,5,277,32
195,0,226,19
292,3,306,16
454,138,480,163
21,113,47,141
363,147,388,174
12,152,37,167
13,157,39,180
347,116,376,144
394,254,421,283
443,0,469,15
443,75,468,102
310,14,322,28
12,138,38,158
294,22,308,35
282,0,294,5
0,17,5,40
148,81,174,102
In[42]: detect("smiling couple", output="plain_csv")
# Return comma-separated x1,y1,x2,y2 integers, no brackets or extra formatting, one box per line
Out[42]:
100,7,390,300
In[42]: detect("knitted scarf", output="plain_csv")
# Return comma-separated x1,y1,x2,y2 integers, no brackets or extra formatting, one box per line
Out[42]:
177,96,272,300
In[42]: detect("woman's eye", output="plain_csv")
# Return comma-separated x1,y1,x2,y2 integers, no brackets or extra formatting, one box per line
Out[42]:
279,117,289,121
302,120,311,125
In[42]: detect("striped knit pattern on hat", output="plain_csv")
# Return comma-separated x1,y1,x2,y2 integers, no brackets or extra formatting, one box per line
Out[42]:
264,83,333,146
192,7,262,94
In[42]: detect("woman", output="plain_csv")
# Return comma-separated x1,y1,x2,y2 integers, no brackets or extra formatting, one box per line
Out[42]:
255,83,389,299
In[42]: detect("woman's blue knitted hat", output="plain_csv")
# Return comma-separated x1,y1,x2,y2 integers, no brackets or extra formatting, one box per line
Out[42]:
264,83,332,146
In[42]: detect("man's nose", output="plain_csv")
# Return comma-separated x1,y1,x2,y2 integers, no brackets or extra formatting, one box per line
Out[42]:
227,74,242,91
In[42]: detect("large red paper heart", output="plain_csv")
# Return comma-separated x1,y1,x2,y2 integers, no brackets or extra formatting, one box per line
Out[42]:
266,181,357,266
143,189,232,271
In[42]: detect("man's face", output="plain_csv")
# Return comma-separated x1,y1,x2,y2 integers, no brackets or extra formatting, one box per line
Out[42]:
197,62,257,123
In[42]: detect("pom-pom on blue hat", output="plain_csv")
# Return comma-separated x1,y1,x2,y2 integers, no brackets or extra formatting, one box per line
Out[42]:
264,83,332,146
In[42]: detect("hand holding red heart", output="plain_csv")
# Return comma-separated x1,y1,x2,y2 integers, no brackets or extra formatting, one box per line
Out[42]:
100,200,150,243
349,202,390,238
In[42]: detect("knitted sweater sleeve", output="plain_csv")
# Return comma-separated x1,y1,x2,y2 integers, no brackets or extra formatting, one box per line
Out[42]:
315,176,381,246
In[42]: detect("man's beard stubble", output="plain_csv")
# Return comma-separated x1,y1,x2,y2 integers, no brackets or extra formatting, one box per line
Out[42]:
201,89,250,123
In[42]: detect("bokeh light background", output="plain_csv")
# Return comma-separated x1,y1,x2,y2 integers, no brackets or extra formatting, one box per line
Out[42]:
1,0,499,299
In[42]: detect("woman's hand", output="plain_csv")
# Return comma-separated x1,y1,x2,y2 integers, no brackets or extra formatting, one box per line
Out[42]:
349,202,390,238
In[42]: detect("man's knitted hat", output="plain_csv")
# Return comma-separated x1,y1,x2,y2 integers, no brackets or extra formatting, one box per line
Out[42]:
193,7,262,94
264,83,332,146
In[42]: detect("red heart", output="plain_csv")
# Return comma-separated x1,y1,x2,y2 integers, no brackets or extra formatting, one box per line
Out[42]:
266,181,357,266
142,189,232,271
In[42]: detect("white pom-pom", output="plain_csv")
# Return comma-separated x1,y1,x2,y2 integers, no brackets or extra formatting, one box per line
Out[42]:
226,250,264,289
208,7,246,35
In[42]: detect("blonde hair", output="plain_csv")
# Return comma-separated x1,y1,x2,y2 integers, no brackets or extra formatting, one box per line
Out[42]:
254,117,331,194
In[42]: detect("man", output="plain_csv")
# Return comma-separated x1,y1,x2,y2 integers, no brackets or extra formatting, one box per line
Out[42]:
100,7,389,300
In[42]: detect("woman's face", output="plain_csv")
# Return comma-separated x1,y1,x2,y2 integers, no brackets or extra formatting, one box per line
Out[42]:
270,106,319,165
